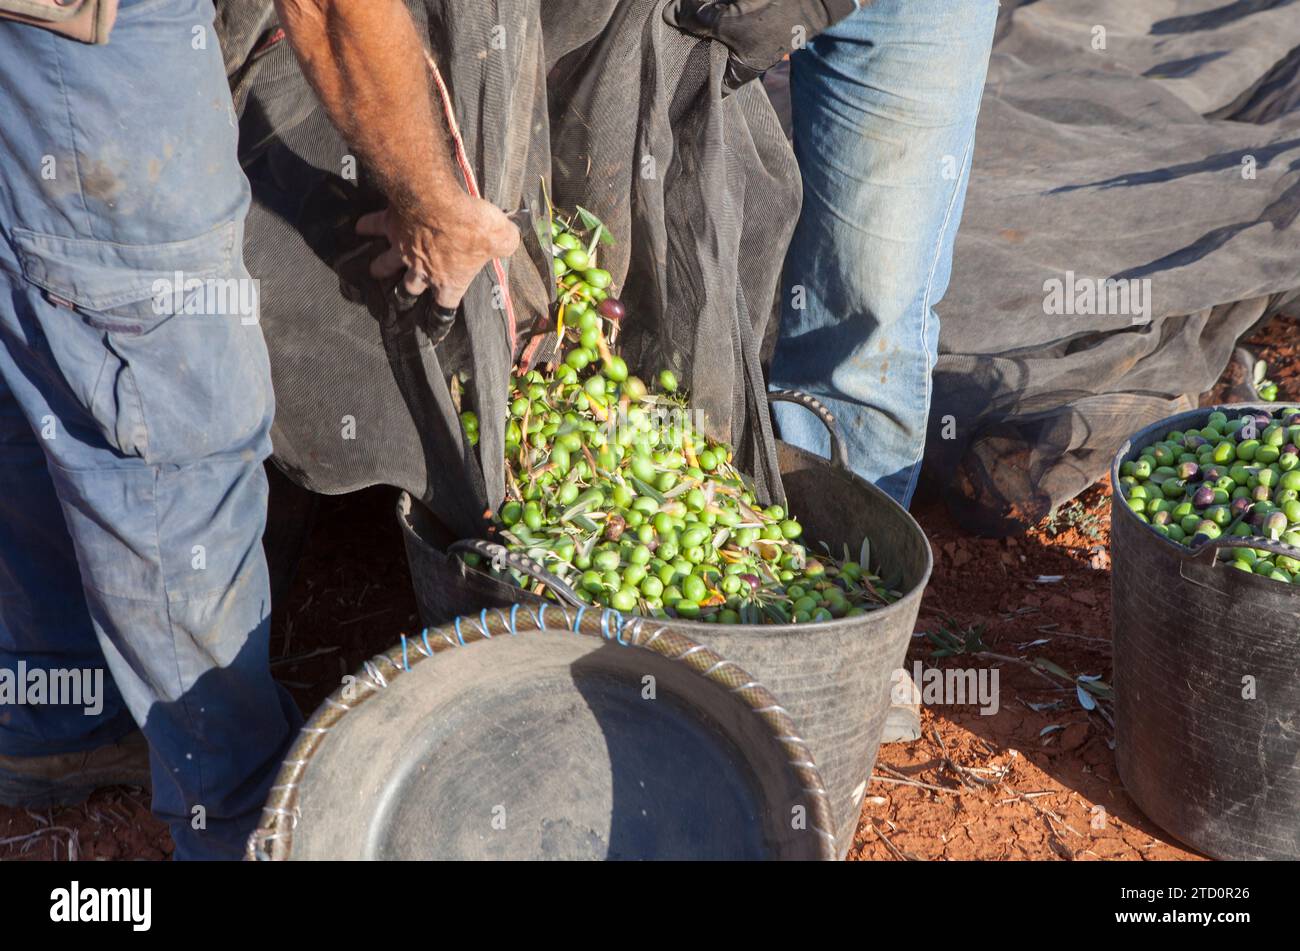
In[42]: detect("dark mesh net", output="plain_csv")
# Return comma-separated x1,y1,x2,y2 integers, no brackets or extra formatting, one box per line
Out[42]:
219,0,794,540
218,0,1300,539
920,0,1300,533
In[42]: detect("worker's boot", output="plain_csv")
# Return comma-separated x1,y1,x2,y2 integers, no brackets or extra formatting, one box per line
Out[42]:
0,732,151,808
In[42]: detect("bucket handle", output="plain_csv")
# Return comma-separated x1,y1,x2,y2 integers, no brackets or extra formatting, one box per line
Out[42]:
768,389,849,471
1181,534,1300,563
1177,532,1300,592
448,538,585,607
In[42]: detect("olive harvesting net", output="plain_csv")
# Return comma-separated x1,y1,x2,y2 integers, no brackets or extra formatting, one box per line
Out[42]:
217,0,1300,541
219,0,794,542
924,0,1300,533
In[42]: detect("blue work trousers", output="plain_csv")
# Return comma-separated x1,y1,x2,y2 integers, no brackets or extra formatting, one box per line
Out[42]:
771,0,998,506
0,0,299,858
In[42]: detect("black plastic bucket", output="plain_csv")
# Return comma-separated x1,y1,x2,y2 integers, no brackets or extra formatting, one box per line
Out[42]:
1110,403,1300,860
398,391,933,858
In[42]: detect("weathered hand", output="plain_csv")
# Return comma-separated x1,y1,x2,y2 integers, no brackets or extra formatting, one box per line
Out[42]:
357,195,520,309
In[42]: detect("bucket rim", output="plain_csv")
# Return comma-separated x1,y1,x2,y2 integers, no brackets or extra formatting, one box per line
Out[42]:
247,605,839,861
1108,401,1300,576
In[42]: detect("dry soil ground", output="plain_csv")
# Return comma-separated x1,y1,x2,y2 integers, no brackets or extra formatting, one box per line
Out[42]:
1,314,1294,861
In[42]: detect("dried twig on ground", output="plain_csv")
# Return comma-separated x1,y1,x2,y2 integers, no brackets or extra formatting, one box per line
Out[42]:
931,727,1001,789
870,819,919,861
872,765,962,796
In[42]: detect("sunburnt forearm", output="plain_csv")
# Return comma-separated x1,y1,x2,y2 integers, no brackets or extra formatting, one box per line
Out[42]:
274,0,518,306
275,0,457,220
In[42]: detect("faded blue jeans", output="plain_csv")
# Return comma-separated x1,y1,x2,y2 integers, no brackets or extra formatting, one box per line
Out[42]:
771,0,998,506
0,0,299,858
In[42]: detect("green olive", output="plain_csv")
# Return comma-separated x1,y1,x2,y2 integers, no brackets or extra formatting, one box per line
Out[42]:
679,526,710,549
673,599,701,619
681,574,708,603
604,356,629,382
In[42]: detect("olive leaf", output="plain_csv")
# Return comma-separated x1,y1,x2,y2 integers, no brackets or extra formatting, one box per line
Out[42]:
585,224,604,261
1078,675,1113,699
1033,657,1072,679
575,205,616,245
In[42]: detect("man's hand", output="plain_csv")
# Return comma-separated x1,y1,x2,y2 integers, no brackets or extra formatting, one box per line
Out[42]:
663,0,860,89
276,0,518,307
358,196,520,308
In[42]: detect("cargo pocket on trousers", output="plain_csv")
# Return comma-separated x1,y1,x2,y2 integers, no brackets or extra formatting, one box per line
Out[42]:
11,223,272,464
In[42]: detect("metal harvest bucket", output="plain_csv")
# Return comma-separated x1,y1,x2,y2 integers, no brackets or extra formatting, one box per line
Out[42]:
398,390,933,858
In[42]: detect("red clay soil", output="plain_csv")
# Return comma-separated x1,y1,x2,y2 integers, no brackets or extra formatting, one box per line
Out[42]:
2,316,1294,861
851,479,1201,861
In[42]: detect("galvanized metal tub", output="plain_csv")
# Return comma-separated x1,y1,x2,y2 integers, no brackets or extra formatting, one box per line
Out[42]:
399,392,933,858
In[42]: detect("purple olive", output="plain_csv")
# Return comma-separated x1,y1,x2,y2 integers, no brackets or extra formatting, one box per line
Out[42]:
1193,485,1216,508
597,297,625,322
1202,466,1223,482
738,573,761,593
1177,461,1200,481
1231,497,1253,518
1253,484,1272,502
1184,434,1206,450
1151,510,1171,526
